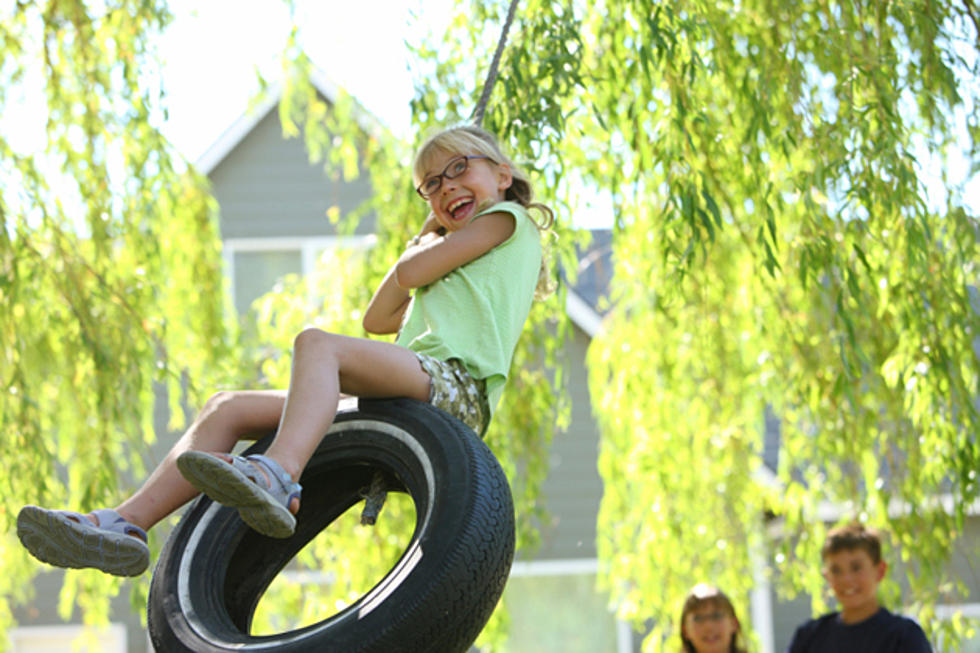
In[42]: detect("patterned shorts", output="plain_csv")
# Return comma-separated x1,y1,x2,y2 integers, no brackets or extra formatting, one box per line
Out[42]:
414,353,490,437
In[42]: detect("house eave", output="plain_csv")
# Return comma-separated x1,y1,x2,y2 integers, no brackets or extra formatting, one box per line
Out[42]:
566,288,603,338
195,69,380,176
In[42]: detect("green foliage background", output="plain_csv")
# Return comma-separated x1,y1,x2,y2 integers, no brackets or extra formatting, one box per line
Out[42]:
2,0,980,652
1,0,233,641
409,0,980,649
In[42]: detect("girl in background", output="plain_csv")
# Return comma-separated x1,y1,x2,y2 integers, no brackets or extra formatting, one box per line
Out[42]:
680,584,749,653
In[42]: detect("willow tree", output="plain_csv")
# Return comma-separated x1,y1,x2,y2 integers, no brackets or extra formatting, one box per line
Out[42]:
0,0,231,641
413,0,980,650
5,0,979,651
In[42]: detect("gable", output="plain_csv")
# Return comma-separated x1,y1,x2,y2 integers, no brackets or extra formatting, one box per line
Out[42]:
208,106,375,240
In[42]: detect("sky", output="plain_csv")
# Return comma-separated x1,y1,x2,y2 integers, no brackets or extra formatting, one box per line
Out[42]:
154,0,615,228
157,0,452,163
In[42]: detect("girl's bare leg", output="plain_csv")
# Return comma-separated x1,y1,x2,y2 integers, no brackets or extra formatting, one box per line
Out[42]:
261,329,431,482
112,390,286,532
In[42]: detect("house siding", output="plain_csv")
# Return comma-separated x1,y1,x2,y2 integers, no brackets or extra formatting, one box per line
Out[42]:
210,105,375,239
524,324,604,561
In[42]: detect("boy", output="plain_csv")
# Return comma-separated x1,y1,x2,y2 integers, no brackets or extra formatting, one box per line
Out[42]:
786,522,932,653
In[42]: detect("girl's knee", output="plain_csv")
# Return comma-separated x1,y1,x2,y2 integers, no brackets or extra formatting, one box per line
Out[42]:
293,327,336,354
199,390,249,423
202,390,234,413
197,390,276,437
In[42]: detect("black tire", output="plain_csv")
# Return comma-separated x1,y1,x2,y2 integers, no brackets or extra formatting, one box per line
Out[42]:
147,398,515,652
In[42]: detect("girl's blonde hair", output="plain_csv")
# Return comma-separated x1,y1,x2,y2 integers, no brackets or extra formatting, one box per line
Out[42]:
413,125,556,297
679,584,747,653
413,125,555,231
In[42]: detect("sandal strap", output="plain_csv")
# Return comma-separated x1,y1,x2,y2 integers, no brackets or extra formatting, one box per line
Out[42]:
212,453,282,493
52,509,90,523
245,454,302,504
90,508,148,543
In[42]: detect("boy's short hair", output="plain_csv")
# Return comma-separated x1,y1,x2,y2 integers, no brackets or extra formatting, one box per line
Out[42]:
821,522,883,564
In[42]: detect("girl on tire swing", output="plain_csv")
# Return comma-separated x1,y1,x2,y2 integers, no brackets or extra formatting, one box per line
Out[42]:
17,124,554,577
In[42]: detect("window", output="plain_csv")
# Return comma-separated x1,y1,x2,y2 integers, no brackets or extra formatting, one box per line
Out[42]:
224,236,375,314
936,604,980,653
232,249,304,314
499,559,632,653
10,624,126,653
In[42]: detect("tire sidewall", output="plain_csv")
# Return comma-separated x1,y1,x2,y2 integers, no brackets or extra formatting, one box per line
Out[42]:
148,398,514,653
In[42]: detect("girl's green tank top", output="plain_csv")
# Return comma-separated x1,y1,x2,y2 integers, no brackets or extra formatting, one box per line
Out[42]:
395,200,542,417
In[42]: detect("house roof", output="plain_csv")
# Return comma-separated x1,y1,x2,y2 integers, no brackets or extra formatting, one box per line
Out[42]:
565,230,612,338
195,87,284,175
195,69,381,176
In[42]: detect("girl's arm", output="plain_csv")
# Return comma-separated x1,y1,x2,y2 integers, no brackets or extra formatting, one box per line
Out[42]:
362,265,412,334
395,211,514,288
362,213,442,334
362,211,515,334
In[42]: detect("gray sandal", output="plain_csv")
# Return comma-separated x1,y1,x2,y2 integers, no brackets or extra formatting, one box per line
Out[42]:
16,506,149,577
176,451,302,538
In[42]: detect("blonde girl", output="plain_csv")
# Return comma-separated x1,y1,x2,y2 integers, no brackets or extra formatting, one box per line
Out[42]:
18,124,553,576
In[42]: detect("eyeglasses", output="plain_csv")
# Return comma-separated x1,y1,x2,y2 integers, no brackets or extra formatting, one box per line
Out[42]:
416,155,495,199
690,611,728,624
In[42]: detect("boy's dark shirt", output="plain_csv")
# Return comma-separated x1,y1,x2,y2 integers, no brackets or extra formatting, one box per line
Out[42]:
786,607,932,653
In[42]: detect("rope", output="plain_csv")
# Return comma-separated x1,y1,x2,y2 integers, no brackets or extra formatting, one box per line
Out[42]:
470,0,521,127
361,3,520,530
359,469,388,526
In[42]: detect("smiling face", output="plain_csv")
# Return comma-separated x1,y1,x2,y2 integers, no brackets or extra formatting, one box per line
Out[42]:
417,148,512,232
682,602,739,653
823,547,886,623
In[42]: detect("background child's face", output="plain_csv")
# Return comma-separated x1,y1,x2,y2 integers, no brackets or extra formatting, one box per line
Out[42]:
822,547,886,614
682,604,738,653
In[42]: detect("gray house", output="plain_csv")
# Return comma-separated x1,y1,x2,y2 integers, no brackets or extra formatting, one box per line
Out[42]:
10,72,979,652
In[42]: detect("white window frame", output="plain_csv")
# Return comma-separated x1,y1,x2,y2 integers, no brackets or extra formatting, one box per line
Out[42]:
933,603,980,653
936,603,980,619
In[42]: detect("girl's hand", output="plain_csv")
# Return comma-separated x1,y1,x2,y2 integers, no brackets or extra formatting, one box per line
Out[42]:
408,213,446,248
419,211,442,236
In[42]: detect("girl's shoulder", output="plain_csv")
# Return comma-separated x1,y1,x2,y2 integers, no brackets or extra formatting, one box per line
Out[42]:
479,199,555,234
475,200,529,220
475,201,538,238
